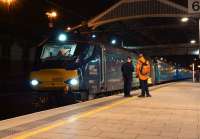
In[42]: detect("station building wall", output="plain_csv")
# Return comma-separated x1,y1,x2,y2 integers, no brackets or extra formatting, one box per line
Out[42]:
0,42,36,93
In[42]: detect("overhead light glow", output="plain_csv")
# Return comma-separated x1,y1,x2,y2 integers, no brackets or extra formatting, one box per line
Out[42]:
181,17,189,22
67,27,71,31
51,11,57,17
92,34,96,38
111,39,116,45
46,11,57,18
58,34,67,42
1,0,15,6
190,40,196,44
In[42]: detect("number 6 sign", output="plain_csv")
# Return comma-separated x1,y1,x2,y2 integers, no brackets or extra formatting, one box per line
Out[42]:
188,0,200,13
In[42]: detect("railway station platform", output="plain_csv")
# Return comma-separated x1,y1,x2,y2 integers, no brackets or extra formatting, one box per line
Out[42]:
1,81,200,139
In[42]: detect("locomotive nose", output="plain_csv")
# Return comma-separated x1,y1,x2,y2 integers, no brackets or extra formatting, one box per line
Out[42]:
30,69,78,91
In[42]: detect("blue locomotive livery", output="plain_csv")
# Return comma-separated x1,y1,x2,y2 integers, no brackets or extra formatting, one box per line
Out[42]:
30,33,192,101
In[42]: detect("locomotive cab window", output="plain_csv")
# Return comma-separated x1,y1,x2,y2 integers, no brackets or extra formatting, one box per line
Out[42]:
40,43,77,61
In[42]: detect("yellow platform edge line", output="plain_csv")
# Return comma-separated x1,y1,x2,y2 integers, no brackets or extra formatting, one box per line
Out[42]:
12,97,135,139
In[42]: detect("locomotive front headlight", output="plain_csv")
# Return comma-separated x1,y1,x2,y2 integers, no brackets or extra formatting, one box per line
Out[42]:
30,79,39,86
70,79,78,86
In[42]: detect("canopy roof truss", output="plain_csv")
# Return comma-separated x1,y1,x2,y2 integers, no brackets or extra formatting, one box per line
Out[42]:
88,0,189,28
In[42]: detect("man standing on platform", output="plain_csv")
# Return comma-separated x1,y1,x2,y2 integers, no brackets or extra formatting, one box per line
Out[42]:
136,54,151,97
195,69,200,82
121,56,134,97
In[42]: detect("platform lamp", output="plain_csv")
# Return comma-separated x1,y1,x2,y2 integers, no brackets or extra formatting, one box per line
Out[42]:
0,0,15,11
46,11,57,28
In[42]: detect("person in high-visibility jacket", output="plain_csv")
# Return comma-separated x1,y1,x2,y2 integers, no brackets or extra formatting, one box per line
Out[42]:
136,54,151,97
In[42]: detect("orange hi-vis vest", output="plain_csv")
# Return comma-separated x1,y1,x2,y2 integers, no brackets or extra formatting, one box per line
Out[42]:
136,56,150,80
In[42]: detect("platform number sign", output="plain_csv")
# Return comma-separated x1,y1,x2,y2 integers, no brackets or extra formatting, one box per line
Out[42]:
188,0,200,13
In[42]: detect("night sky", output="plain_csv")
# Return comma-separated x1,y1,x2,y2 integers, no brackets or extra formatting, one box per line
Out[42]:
0,0,119,42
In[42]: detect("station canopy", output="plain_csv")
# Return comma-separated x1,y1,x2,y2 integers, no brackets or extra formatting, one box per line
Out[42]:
81,0,199,57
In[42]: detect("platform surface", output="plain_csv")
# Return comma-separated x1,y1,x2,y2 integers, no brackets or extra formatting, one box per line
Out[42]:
1,81,200,139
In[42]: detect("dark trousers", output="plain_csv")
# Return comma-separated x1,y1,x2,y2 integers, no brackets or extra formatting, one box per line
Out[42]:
124,78,132,96
140,79,150,96
195,76,199,82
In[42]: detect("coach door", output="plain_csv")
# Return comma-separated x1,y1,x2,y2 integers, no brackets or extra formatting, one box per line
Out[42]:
100,45,106,92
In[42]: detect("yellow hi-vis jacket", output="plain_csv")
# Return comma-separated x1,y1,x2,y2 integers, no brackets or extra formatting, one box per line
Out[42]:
136,56,150,81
